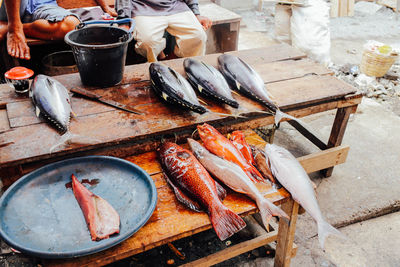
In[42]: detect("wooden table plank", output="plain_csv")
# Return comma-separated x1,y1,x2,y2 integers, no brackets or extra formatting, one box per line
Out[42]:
199,3,242,26
3,58,332,129
6,96,114,128
0,109,10,133
0,73,356,168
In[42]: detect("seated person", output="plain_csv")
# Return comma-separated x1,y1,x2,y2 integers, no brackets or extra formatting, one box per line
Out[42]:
0,0,116,60
116,0,212,62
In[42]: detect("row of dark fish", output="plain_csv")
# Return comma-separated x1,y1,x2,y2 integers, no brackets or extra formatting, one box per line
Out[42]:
149,55,290,122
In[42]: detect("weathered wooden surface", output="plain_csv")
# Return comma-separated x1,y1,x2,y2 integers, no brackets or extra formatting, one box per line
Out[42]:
0,45,358,168
199,3,242,25
274,199,299,267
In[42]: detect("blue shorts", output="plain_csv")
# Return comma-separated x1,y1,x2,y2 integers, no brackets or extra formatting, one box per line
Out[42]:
0,1,80,23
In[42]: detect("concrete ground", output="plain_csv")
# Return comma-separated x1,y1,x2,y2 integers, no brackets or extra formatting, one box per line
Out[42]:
228,1,400,266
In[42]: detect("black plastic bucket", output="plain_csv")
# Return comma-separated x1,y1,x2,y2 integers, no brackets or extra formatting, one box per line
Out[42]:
64,19,134,87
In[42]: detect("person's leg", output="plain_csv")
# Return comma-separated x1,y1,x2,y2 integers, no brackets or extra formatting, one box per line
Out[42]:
22,5,80,40
166,11,207,58
2,0,30,59
134,15,168,62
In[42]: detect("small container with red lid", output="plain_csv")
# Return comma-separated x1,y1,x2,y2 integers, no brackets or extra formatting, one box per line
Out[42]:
4,67,34,94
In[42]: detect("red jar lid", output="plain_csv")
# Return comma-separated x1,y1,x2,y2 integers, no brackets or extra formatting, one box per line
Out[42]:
5,67,34,80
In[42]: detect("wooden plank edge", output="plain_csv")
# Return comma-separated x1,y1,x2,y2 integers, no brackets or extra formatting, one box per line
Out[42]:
180,231,278,267
298,145,349,173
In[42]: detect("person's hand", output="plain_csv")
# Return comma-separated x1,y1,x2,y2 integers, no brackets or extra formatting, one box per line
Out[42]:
103,6,118,17
196,15,212,30
7,25,30,60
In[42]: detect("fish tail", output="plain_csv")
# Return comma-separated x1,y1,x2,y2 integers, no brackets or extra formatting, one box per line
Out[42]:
256,198,289,231
50,132,100,153
50,132,72,153
209,204,246,241
317,219,344,249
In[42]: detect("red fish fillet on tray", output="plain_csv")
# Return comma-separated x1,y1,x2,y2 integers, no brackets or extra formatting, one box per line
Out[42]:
71,174,120,241
158,142,246,241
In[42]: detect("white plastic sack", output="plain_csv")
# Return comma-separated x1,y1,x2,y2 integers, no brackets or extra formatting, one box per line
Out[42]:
291,0,331,65
274,4,292,44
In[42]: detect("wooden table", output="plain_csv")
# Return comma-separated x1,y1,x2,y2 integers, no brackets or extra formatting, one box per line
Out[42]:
0,43,361,266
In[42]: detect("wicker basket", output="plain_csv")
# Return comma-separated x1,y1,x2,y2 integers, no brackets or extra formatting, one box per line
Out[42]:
360,50,398,77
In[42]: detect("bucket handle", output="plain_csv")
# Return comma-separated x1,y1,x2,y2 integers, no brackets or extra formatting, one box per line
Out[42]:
76,18,135,42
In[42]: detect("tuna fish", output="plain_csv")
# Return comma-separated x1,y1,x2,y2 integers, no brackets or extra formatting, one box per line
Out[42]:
264,144,342,248
218,54,293,125
71,174,120,241
197,123,264,182
30,74,72,133
183,58,239,108
188,138,288,231
149,62,207,114
158,142,246,240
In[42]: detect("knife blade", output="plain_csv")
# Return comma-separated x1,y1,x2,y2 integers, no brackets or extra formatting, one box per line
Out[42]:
70,87,143,115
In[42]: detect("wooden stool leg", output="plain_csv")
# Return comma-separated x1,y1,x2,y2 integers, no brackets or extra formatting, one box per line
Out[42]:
320,106,353,177
274,199,299,267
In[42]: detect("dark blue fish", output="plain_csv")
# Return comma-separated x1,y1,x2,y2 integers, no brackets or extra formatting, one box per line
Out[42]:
30,74,72,133
183,58,239,108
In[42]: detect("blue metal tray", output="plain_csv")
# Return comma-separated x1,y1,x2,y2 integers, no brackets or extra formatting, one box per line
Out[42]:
0,156,157,259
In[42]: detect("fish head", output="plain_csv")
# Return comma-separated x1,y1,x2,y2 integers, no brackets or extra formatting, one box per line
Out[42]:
197,123,215,138
187,138,206,158
230,130,245,142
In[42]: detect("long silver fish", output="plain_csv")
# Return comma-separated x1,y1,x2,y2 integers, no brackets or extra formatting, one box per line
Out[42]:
149,62,207,114
218,54,292,125
188,138,289,231
183,58,239,108
264,143,342,248
30,74,72,133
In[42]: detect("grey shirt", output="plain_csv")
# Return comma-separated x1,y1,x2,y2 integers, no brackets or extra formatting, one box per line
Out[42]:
116,0,200,18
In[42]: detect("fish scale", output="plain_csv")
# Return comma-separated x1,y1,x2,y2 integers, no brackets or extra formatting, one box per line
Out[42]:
150,63,207,114
184,58,239,108
158,142,246,240
218,54,278,113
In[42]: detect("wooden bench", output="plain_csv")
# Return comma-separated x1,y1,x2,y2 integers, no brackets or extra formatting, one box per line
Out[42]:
0,0,241,72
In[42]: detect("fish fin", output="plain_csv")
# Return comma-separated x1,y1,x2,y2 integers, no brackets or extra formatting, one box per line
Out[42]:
247,166,265,183
162,92,168,101
235,80,241,90
35,106,40,117
209,204,246,241
163,173,203,212
256,198,289,232
214,179,227,201
318,219,344,249
50,132,100,153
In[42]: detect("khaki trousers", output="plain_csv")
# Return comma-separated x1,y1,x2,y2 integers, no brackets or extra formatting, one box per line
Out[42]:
133,11,207,62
